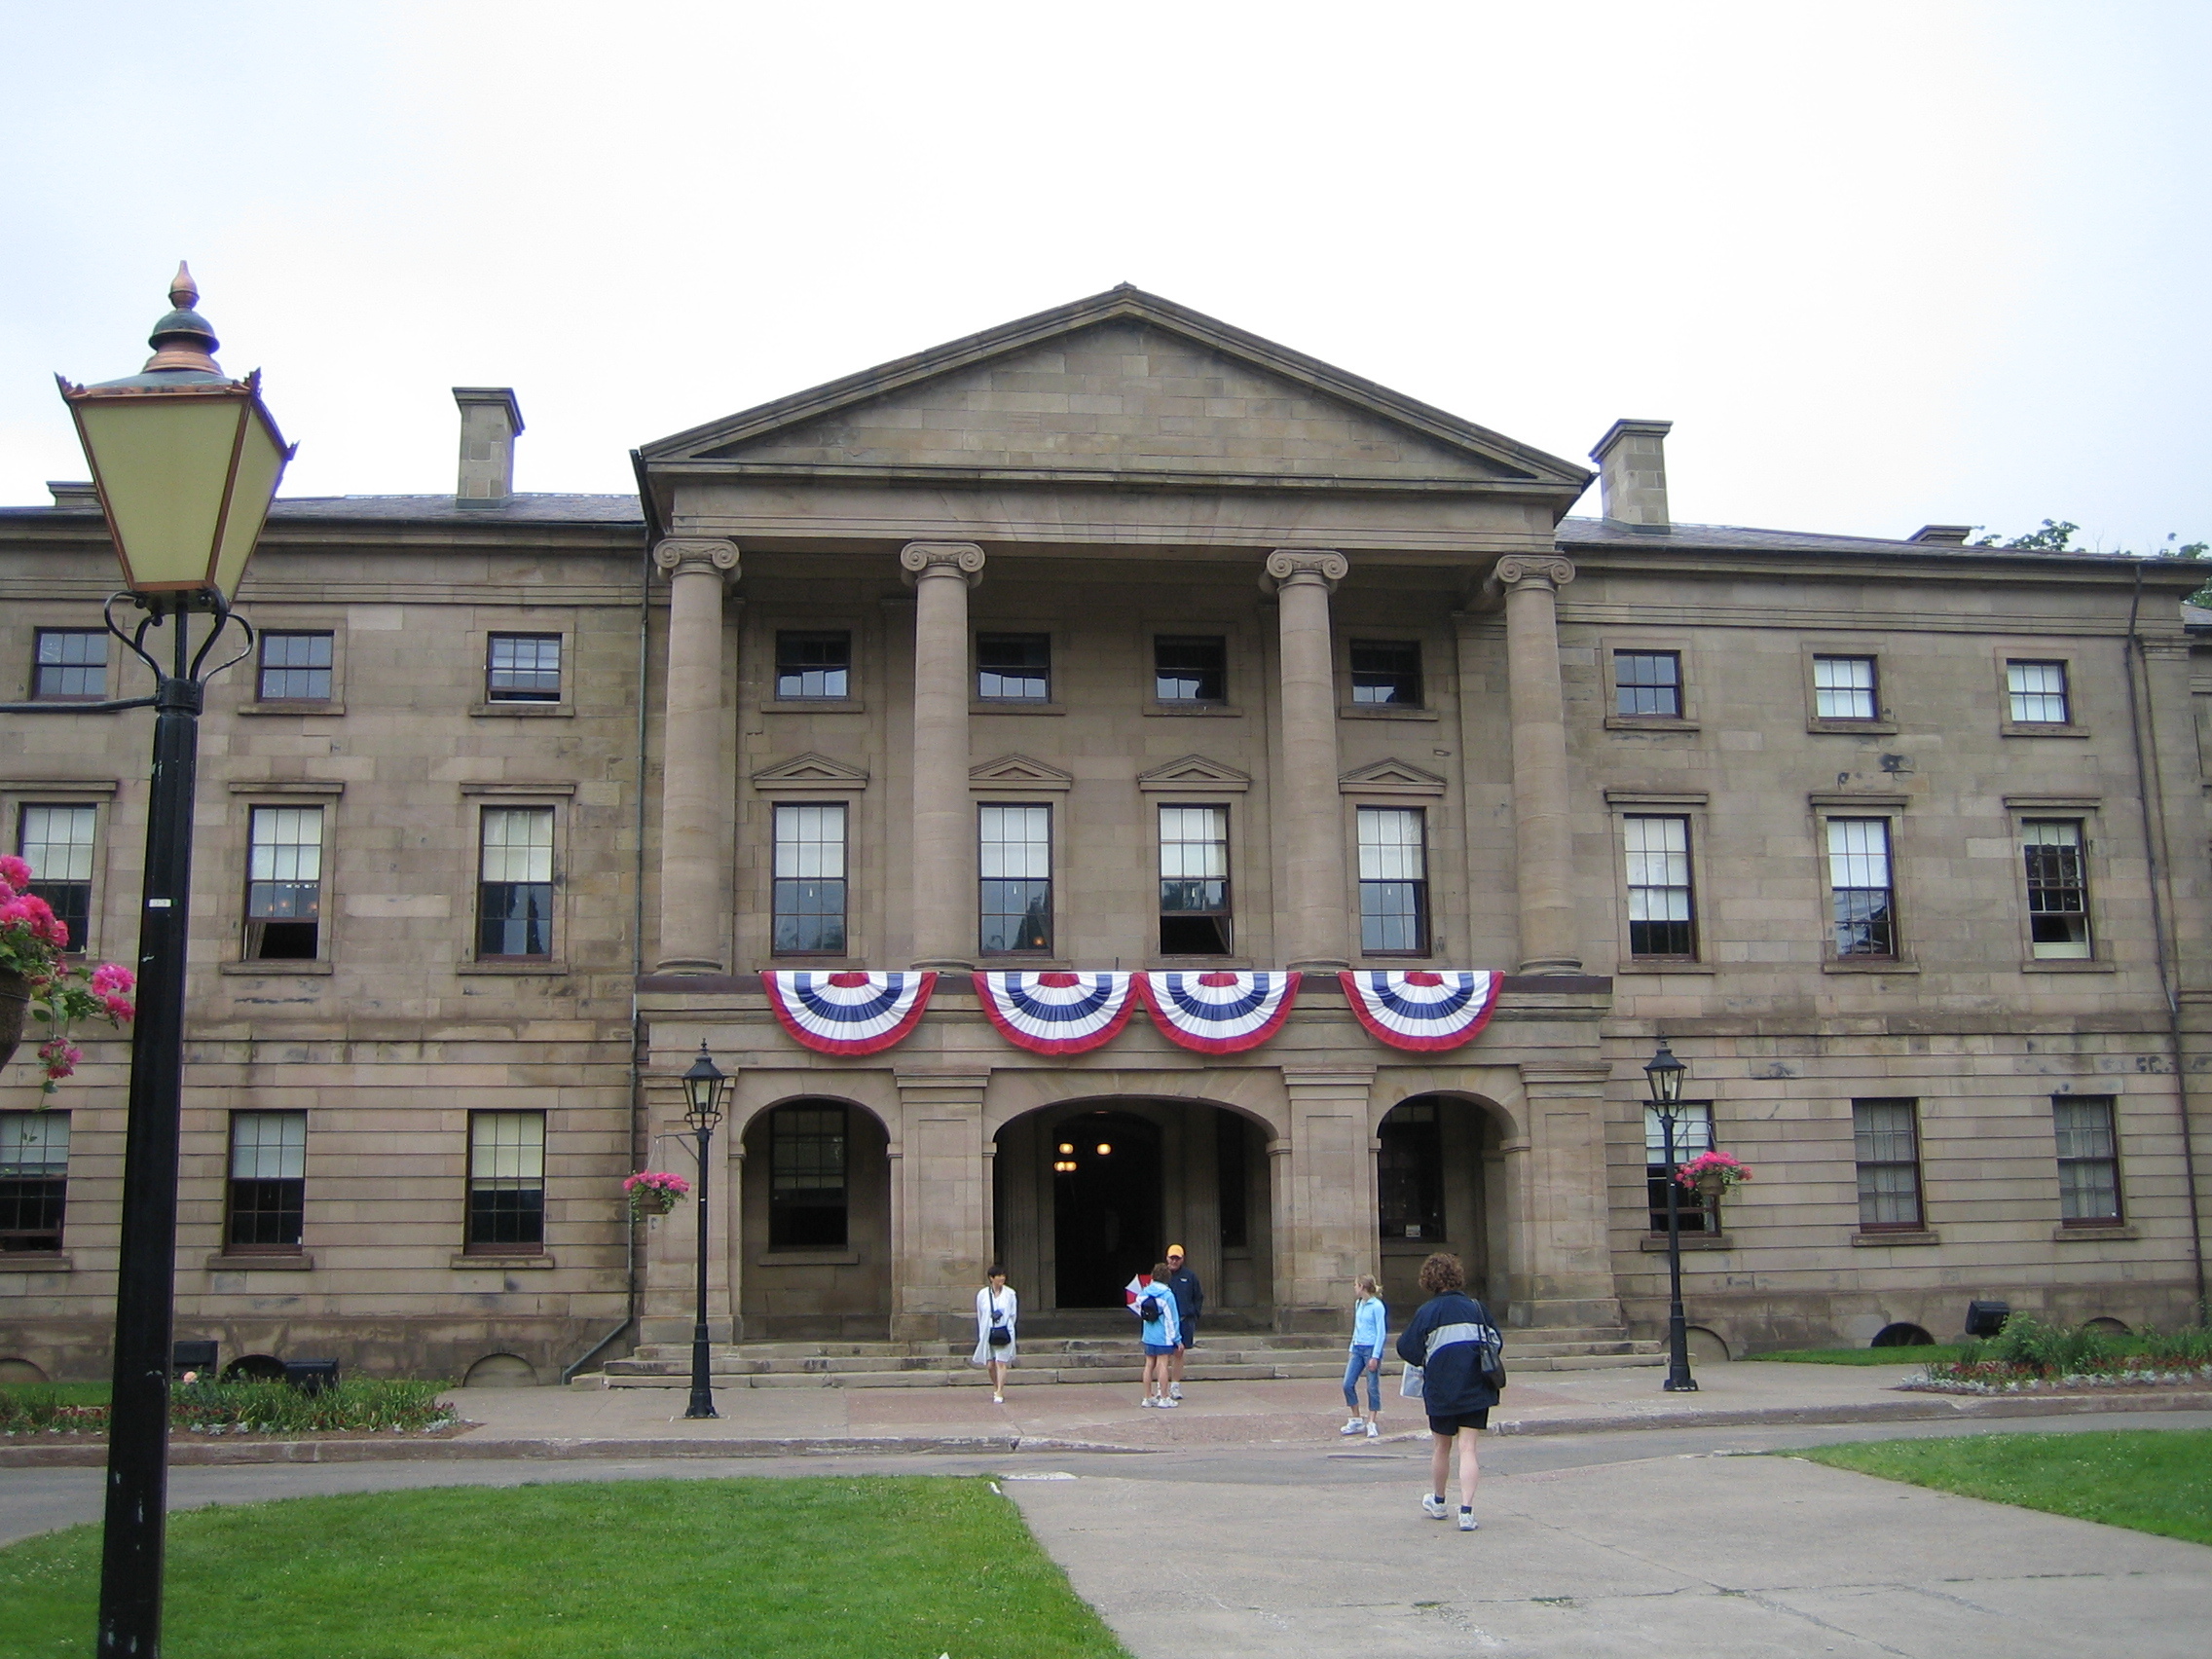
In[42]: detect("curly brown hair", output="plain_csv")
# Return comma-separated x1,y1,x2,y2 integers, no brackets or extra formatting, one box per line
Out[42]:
1417,1252,1465,1297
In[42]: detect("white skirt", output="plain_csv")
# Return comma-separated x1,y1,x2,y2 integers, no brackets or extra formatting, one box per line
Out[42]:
971,1332,1016,1366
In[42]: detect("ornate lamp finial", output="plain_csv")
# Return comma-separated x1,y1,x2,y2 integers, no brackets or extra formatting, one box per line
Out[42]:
142,261,222,375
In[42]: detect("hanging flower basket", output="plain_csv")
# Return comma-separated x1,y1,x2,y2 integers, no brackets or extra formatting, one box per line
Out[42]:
1,856,136,1091
624,1170,692,1219
1677,1151,1752,1199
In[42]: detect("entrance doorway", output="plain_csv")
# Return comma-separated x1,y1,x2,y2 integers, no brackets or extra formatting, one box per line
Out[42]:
1050,1110,1161,1307
1377,1094,1502,1316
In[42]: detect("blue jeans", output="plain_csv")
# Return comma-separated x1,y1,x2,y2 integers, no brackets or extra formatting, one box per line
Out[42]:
1343,1346,1381,1413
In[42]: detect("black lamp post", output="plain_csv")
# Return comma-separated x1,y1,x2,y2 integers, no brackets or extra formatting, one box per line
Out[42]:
3,266,291,1657
1643,1037,1697,1392
679,1042,729,1419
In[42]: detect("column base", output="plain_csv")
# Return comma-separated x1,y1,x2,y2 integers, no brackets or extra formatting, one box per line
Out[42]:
652,956,728,976
1286,957,1349,972
1515,955,1586,976
910,957,977,971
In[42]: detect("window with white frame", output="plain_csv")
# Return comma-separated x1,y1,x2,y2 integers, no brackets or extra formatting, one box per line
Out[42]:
1158,805,1232,955
466,1111,545,1251
1357,807,1428,954
1826,818,1896,957
1644,1103,1716,1233
31,630,106,701
1624,814,1695,958
1614,650,1682,718
18,804,96,952
978,804,1051,954
486,634,562,703
244,805,323,960
226,1111,306,1252
477,807,555,959
2021,820,2090,958
2053,1095,2121,1225
2007,660,2070,724
1813,655,1878,720
257,632,333,702
1853,1099,1925,1231
772,803,848,955
0,1112,69,1253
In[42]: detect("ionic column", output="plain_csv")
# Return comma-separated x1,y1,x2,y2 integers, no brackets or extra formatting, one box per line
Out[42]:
652,537,738,974
1489,555,1582,975
1265,548,1350,969
901,541,985,968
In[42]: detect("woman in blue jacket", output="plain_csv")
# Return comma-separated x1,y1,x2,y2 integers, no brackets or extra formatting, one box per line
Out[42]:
1394,1252,1501,1531
1340,1273,1386,1439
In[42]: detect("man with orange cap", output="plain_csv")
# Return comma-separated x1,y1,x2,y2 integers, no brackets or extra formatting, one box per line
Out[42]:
1161,1243,1202,1400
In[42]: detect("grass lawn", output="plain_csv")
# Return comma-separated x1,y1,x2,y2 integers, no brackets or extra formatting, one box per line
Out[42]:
0,1476,1129,1659
1743,1346,1966,1366
0,1382,109,1407
1791,1429,2212,1547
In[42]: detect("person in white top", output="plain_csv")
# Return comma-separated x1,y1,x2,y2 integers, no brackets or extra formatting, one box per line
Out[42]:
973,1266,1018,1403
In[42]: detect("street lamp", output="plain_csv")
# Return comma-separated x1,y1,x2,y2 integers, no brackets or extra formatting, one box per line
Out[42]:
679,1042,730,1419
1643,1038,1697,1392
3,264,293,1656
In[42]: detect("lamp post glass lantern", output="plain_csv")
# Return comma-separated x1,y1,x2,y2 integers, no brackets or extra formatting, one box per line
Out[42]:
2,266,292,1657
1643,1038,1698,1392
680,1043,729,1419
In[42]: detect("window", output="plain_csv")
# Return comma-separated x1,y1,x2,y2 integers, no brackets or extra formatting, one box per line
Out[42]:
768,1103,847,1248
977,634,1050,701
1216,1112,1248,1250
1644,1104,1715,1234
1827,818,1896,957
0,1112,69,1253
1813,655,1878,720
477,807,554,959
466,1111,544,1251
1357,807,1428,954
1158,805,1231,955
226,1111,306,1252
1614,651,1681,718
1853,1099,1925,1231
244,806,323,960
772,803,848,954
486,634,562,703
1349,641,1422,707
32,630,105,701
1378,1100,1444,1240
775,631,851,700
2007,660,2070,725
18,804,95,951
1155,636,1227,704
257,632,332,702
2053,1096,2121,1225
1624,815,1695,959
2022,820,2090,958
978,804,1051,954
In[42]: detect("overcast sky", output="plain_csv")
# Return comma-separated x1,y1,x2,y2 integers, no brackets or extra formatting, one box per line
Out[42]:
3,1,2204,551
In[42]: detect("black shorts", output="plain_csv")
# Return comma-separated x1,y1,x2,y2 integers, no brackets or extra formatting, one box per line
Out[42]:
1177,1317,1198,1349
1427,1410,1490,1435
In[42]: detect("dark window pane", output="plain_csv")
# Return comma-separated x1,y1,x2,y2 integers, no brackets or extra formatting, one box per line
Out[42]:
980,882,1051,953
467,1112,544,1250
487,634,562,702
1853,1099,1923,1230
227,1179,305,1247
770,1105,848,1248
0,1114,68,1252
1216,1112,1249,1249
1378,1101,1444,1239
1614,651,1681,717
33,631,106,701
775,631,852,700
1155,636,1227,703
977,634,1050,700
477,883,554,956
1349,641,1422,707
2054,1096,2121,1223
257,633,333,701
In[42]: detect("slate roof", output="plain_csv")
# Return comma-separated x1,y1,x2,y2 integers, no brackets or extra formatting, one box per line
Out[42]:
0,492,644,526
1559,517,2150,564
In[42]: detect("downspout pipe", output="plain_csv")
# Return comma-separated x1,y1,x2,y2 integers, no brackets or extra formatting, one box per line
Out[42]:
2123,563,2209,1319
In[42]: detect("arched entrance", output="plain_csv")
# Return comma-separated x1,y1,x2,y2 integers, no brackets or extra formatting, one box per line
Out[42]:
993,1099,1274,1319
738,1097,893,1340
1377,1093,1509,1317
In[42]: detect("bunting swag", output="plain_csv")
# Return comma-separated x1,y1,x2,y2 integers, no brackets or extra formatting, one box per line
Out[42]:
1339,970,1502,1052
1138,970,1302,1054
761,971,937,1056
975,971,1138,1056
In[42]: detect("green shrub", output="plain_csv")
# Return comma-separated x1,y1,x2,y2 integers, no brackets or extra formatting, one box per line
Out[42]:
1,1377,454,1436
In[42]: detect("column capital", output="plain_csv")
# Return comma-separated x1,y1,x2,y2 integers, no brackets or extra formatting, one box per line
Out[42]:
1262,548,1348,592
653,537,739,581
1487,553,1576,598
900,541,986,587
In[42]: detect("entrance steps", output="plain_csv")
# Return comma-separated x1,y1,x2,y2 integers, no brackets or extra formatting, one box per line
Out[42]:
584,1325,1661,1389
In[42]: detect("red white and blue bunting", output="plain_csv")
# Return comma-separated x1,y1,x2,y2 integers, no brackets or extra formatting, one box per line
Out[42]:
1137,971,1302,1055
761,971,938,1056
975,971,1138,1056
1338,970,1502,1052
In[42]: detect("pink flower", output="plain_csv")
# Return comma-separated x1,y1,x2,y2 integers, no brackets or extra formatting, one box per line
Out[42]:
91,963,135,995
100,994,137,1022
0,855,30,889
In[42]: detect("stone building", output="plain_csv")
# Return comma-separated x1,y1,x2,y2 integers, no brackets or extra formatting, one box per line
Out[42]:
2,285,2205,1384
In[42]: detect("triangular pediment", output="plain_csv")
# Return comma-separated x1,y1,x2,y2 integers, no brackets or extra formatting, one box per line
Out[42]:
751,752,870,790
1136,754,1252,793
642,287,1589,496
969,754,1074,792
1339,756,1449,796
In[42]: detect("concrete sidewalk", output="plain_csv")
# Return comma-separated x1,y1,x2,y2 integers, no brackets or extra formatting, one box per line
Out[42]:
8,1356,2207,1467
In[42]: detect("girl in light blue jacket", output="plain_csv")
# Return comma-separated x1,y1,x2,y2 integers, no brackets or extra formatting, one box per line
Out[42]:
1339,1274,1387,1439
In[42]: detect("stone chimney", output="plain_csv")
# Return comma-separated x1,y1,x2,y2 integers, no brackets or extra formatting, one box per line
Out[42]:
1907,524,1972,545
453,387,524,507
1591,418,1673,533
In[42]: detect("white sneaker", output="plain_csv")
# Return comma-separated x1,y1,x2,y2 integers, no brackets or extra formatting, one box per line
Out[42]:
1366,1421,1381,1440
1340,1418,1364,1436
1159,1396,1179,1407
1457,1508,1479,1532
1169,1384,1182,1400
1142,1396,1159,1408
1421,1494,1450,1520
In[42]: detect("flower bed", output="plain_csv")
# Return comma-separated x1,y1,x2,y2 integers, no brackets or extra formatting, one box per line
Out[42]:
1900,1361,2212,1395
1895,1312,2212,1395
0,1377,461,1438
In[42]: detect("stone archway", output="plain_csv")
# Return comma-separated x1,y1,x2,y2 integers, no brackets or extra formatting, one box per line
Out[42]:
737,1095,894,1340
1375,1092,1517,1322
